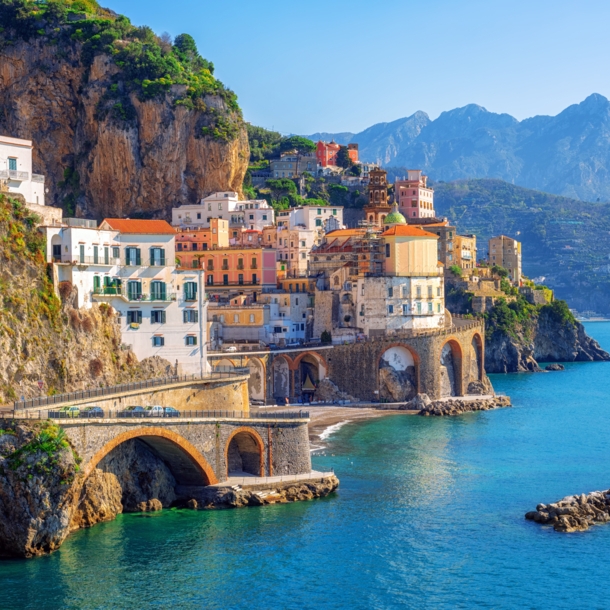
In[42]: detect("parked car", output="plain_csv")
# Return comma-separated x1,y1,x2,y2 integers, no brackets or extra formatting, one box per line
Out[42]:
118,405,146,418
287,341,300,348
163,407,180,417
146,405,165,417
267,343,278,350
58,406,80,418
81,406,104,418
223,346,237,353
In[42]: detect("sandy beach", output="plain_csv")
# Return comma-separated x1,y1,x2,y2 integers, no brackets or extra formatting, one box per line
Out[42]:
254,404,417,446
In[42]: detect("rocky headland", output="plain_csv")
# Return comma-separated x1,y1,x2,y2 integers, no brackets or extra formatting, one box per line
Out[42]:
417,394,511,416
525,490,610,533
0,1,248,219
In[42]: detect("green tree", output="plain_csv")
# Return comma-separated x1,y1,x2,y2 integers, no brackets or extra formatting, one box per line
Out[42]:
328,184,349,206
279,136,315,155
336,145,354,169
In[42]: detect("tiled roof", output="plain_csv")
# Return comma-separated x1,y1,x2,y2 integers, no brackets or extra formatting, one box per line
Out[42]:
102,218,176,234
381,225,439,238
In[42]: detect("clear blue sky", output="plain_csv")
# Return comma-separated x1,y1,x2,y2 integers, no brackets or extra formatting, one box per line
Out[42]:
104,0,610,134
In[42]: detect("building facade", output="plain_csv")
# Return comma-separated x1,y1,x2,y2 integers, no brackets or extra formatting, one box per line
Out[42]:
315,141,359,167
44,218,207,374
395,170,435,219
270,153,318,178
489,235,522,284
363,168,391,226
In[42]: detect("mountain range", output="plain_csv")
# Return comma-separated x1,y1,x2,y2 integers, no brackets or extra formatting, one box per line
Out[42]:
305,94,610,202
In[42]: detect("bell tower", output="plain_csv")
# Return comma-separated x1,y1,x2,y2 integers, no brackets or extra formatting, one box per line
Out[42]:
364,168,391,226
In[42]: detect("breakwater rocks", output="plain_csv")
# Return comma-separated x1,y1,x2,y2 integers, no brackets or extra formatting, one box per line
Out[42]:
526,491,610,532
185,475,340,509
417,394,512,416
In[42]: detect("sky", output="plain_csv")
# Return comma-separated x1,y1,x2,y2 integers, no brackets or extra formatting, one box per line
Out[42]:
104,0,610,135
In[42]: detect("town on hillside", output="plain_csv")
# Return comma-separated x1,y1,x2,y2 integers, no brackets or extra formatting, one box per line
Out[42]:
1,132,544,404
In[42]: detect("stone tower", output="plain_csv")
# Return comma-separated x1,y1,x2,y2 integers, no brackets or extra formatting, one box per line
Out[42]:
364,168,391,226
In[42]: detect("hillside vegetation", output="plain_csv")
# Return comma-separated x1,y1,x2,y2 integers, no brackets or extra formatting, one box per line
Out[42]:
433,179,610,313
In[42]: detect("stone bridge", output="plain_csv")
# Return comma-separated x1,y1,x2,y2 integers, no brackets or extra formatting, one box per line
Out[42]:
60,415,311,487
209,319,487,403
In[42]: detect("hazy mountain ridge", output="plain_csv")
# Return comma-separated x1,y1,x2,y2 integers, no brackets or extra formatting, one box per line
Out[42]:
305,94,610,201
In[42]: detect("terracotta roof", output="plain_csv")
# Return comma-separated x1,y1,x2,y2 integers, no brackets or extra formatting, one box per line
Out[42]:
102,218,176,234
325,229,367,237
381,225,439,238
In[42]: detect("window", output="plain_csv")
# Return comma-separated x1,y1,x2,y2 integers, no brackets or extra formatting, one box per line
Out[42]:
185,336,197,346
192,243,198,251
8,158,17,171
416,286,422,298
183,310,199,323
79,244,85,263
184,281,197,301
385,244,390,258
177,243,183,251
127,280,142,300
250,314,255,323
233,314,239,323
237,258,244,269
151,310,166,324
437,287,441,297
388,305,394,314
207,259,214,271
428,286,433,298
125,247,141,266
417,302,422,314
301,240,306,247
251,257,257,269
208,203,212,211
127,310,142,324
219,315,225,323
428,302,433,313
437,303,441,313
317,209,322,215
301,252,306,259
152,336,164,347
103,246,109,265
332,209,337,216
403,304,409,315
222,259,229,270
315,219,322,227
196,213,201,220
388,287,393,298
150,247,165,266
112,246,120,259
150,281,166,301
192,260,199,268
218,203,223,211
93,275,100,292
93,246,99,264
238,274,244,285
249,214,254,220
273,326,282,333
207,275,214,285
252,273,258,284
223,274,229,285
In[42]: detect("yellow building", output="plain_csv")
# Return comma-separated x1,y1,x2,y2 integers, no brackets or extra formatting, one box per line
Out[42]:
489,235,522,284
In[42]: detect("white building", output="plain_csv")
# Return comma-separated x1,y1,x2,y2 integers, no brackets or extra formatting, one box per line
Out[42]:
0,135,61,224
276,205,344,233
44,218,208,374
172,191,274,231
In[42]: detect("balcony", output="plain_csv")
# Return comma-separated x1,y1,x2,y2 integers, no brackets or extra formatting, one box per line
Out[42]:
7,170,29,181
52,255,121,266
93,287,176,302
32,174,45,183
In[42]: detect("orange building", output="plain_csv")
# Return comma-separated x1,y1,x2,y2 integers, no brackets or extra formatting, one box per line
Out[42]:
316,141,359,167
175,219,229,266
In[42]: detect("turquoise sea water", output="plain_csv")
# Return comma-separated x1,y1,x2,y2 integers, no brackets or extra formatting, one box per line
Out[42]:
3,324,610,609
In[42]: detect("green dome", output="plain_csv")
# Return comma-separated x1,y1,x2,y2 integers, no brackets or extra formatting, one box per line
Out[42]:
384,203,406,225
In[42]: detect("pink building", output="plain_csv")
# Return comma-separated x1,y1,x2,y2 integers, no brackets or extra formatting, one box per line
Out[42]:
395,170,435,219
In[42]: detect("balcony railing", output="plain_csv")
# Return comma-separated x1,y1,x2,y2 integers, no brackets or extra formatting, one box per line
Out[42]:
32,173,45,183
8,169,29,181
93,287,176,302
206,280,260,287
52,255,121,266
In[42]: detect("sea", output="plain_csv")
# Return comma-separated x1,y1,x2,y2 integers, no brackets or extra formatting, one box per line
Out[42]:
2,323,610,609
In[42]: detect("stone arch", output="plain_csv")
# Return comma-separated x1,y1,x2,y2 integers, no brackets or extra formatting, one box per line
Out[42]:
440,339,463,397
293,351,328,401
225,427,265,477
214,358,236,372
471,332,484,383
84,427,218,486
272,355,291,399
246,357,265,402
377,344,419,402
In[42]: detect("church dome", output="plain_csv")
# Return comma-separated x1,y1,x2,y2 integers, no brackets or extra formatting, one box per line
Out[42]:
383,203,406,225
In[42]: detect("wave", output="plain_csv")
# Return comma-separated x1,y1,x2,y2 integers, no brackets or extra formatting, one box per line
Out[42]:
318,420,350,441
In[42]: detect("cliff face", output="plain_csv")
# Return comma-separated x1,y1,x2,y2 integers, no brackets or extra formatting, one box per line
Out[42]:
485,314,610,374
0,7,248,219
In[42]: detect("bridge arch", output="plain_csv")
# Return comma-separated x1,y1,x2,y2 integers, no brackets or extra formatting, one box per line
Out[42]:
292,351,328,401
225,427,265,477
271,355,292,399
84,427,218,486
214,358,237,372
471,332,484,383
246,357,266,402
377,344,420,402
440,338,464,397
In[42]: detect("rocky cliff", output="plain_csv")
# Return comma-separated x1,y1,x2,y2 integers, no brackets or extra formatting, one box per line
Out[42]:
484,305,610,373
0,193,171,403
0,1,248,219
0,421,178,558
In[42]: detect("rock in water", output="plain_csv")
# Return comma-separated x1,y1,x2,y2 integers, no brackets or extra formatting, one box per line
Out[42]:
545,363,565,371
71,470,123,530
